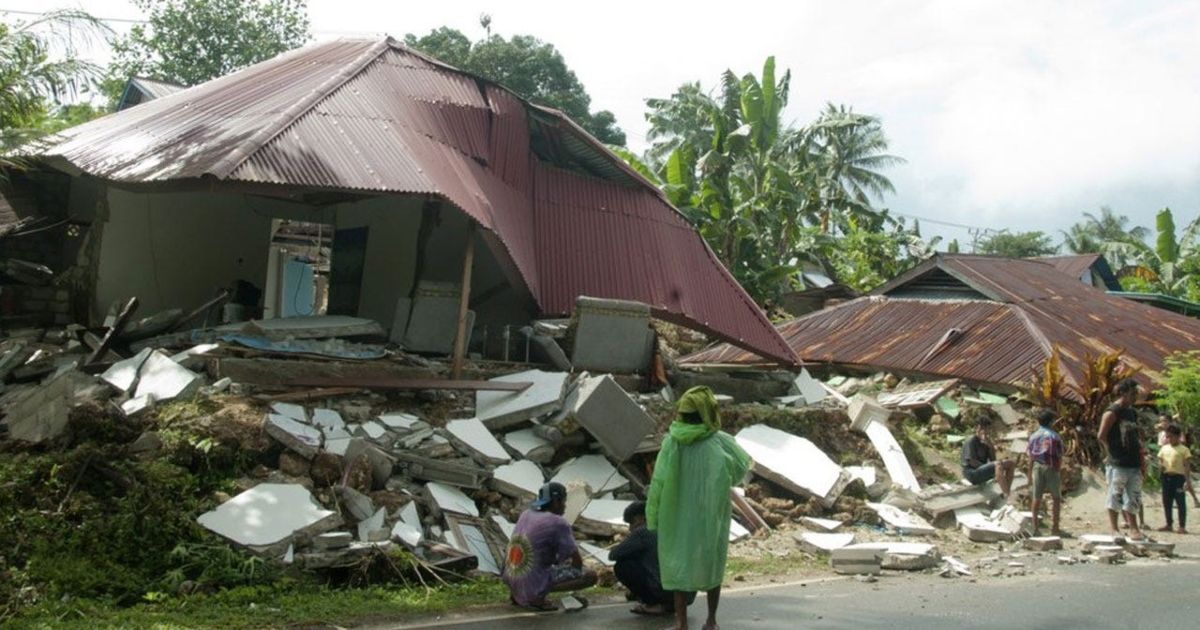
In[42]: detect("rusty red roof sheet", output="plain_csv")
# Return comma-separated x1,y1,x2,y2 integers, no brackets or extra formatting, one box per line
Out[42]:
31,38,795,365
686,254,1200,389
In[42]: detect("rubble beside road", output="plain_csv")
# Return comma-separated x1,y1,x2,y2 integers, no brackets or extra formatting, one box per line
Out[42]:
0,310,1175,623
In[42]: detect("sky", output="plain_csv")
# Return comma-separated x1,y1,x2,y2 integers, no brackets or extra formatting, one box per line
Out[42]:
4,0,1199,247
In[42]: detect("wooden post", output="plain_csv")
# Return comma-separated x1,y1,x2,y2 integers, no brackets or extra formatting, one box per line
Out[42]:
450,226,476,380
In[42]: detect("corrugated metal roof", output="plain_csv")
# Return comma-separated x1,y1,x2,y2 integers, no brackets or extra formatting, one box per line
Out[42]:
1035,253,1121,290
29,37,795,365
686,254,1200,388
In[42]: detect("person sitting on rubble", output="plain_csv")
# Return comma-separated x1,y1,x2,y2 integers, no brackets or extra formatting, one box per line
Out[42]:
961,415,1014,497
1027,409,1066,536
501,481,597,611
611,501,695,616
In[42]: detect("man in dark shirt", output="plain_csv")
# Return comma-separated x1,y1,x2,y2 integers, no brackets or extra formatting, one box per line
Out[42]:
1098,378,1145,540
961,416,1014,497
611,501,691,616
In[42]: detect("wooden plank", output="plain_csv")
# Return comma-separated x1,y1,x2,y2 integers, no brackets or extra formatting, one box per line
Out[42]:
85,297,138,366
257,387,365,402
171,289,230,332
288,377,531,392
451,226,476,380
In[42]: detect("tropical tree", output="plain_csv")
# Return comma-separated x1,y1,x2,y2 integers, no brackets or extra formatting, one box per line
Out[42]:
974,230,1057,257
1107,207,1199,296
806,104,905,233
1,10,110,170
1060,206,1148,268
103,0,310,105
405,26,625,145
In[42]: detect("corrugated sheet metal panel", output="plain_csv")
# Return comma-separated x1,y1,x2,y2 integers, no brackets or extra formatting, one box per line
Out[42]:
31,37,794,364
1037,254,1100,281
534,166,795,363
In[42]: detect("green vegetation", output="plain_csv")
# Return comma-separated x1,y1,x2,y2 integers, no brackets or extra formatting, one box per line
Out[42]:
974,229,1057,258
1157,351,1200,433
103,0,310,105
405,21,625,145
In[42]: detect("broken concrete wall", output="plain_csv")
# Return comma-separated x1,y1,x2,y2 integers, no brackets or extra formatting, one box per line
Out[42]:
332,196,421,329
96,188,273,318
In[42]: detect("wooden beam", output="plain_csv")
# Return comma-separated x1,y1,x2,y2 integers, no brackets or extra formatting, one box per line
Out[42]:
172,289,231,332
84,297,138,366
288,377,530,392
450,226,476,380
257,387,365,402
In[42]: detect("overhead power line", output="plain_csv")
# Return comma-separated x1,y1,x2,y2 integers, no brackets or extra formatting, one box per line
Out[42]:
0,7,382,36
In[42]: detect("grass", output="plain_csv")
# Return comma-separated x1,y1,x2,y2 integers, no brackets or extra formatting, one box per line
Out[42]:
9,579,510,629
725,552,822,579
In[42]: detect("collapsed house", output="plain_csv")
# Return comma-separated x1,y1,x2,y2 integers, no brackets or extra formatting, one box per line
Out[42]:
1,36,794,367
684,253,1200,391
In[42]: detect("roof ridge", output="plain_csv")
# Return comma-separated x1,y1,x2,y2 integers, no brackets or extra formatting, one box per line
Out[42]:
206,37,394,179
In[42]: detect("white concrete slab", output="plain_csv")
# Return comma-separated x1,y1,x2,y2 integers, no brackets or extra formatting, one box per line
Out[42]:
551,455,628,495
795,532,855,553
792,368,827,405
311,408,345,432
391,519,423,547
169,343,219,368
324,436,351,456
120,393,156,417
492,460,544,498
579,541,614,566
427,482,479,517
867,502,936,535
845,541,940,570
358,507,386,542
735,424,851,506
844,465,878,487
476,370,568,430
800,516,845,532
568,374,656,462
502,428,555,463
357,421,387,441
861,411,921,492
100,347,152,393
729,519,750,542
955,508,1015,542
580,499,632,529
563,481,590,525
266,413,323,459
447,418,511,464
133,350,202,402
197,483,337,550
378,412,422,430
271,402,308,423
456,520,500,575
491,514,516,541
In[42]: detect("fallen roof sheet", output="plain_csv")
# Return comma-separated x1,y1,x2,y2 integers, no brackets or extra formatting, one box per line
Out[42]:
31,38,795,366
685,254,1200,389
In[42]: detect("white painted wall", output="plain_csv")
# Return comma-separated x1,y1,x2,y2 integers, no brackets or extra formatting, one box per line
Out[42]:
95,188,273,316
334,196,422,328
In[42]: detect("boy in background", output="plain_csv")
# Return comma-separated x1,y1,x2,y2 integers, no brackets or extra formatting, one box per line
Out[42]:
1027,409,1065,536
1157,424,1193,534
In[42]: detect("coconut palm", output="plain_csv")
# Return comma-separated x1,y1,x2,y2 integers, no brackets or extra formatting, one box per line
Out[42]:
806,104,905,233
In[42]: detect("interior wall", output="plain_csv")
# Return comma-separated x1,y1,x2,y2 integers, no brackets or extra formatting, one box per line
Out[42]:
95,188,273,316
333,195,422,328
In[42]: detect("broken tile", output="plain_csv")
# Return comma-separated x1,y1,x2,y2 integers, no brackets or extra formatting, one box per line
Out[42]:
271,402,309,423
800,516,845,532
391,520,423,548
358,508,387,542
867,502,936,536
378,412,422,430
551,455,628,495
133,351,202,403
266,413,323,459
790,368,827,405
446,418,511,465
355,421,387,441
502,427,555,464
120,393,157,417
735,425,851,507
492,460,544,499
566,374,656,462
475,370,568,430
197,483,339,555
794,532,855,554
844,465,877,487
312,408,346,432
99,347,153,393
426,482,479,517
169,343,220,369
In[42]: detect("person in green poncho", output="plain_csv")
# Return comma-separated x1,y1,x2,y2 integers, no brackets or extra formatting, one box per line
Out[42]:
647,386,752,630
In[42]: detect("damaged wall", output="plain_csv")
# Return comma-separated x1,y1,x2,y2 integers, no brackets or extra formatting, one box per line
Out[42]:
95,188,273,317
332,196,421,328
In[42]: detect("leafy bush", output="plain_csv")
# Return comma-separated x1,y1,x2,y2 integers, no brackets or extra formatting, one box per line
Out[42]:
1157,351,1200,432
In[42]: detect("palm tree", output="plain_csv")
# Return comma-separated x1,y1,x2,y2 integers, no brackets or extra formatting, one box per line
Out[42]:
1061,223,1101,255
1,10,110,170
805,104,905,233
1059,207,1148,266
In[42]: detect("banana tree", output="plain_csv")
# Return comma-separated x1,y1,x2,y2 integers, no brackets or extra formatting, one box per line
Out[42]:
1107,208,1199,297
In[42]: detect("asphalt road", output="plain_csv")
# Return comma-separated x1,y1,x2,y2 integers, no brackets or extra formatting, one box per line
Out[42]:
387,558,1200,629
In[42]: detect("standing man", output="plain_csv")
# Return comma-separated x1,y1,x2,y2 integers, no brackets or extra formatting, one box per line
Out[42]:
502,482,597,611
1027,409,1065,536
1098,378,1145,541
647,386,751,630
961,415,1015,498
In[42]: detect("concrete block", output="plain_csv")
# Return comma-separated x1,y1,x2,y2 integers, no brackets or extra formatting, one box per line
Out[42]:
501,427,555,463
313,531,353,550
1128,540,1175,556
800,516,845,532
790,368,827,405
577,499,632,537
99,347,153,393
570,296,654,374
425,481,479,517
551,455,628,495
342,438,394,490
402,283,474,354
133,351,202,403
7,371,95,443
196,483,340,555
270,402,308,423
120,393,157,417
1023,536,1063,551
955,508,1015,542
446,418,511,465
354,421,387,441
735,424,851,507
845,542,940,570
358,507,387,542
491,460,544,499
334,485,376,522
794,531,855,554
475,370,568,430
241,315,385,340
867,503,936,536
567,374,656,462
1080,534,1125,552
830,547,883,575
266,413,323,459
850,396,921,492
